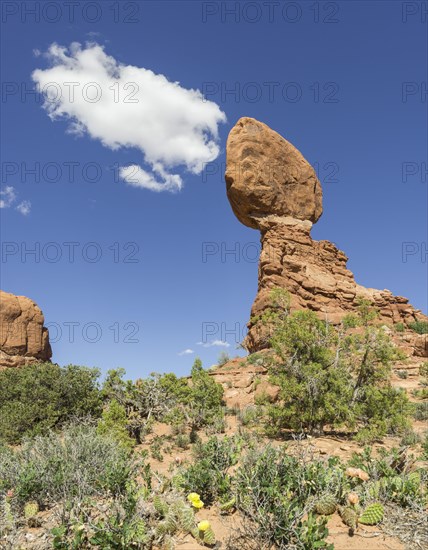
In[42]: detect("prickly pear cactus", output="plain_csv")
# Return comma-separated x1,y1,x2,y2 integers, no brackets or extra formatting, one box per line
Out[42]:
24,501,39,519
219,496,236,513
359,503,384,525
368,480,382,500
339,505,358,533
203,527,216,546
153,495,169,517
178,506,195,533
314,494,336,515
1,498,14,532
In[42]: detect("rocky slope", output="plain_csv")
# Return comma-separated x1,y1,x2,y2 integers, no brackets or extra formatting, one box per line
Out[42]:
225,117,427,353
0,290,51,368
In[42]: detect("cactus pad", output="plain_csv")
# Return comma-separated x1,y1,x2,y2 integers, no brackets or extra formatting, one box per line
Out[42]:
314,494,336,515
24,501,39,519
203,526,216,546
339,505,358,533
359,503,384,525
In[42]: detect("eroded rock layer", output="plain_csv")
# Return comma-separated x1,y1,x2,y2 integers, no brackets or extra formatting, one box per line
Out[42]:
225,117,427,353
0,290,52,368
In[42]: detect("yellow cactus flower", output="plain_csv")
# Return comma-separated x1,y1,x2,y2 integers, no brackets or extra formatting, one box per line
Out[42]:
187,492,204,508
197,520,211,531
192,499,204,509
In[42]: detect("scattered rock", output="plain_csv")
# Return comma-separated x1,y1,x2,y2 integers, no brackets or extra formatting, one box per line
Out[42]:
413,334,428,357
254,380,280,403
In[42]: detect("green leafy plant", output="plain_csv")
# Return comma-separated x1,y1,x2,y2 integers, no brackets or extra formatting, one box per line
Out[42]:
408,321,428,334
97,399,135,451
0,363,101,443
257,291,411,438
0,422,133,506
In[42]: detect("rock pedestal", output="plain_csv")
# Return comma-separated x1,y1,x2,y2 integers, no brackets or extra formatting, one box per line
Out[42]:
225,117,427,353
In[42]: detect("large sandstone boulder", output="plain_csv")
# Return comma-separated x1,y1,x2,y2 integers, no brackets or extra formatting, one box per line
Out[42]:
0,290,52,368
225,118,427,353
225,117,323,228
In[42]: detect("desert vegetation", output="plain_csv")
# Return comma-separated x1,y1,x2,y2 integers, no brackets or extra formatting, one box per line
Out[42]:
0,293,427,549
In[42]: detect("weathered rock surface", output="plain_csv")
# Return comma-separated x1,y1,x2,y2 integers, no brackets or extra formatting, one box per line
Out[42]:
0,290,52,368
225,117,427,354
225,117,323,228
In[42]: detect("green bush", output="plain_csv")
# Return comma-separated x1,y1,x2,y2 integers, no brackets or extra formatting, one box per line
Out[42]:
394,322,405,333
0,363,101,443
97,399,135,451
187,359,224,429
235,446,335,549
217,351,230,366
408,321,428,334
178,436,239,504
101,361,224,441
0,422,133,507
413,402,428,421
419,362,428,377
259,291,411,438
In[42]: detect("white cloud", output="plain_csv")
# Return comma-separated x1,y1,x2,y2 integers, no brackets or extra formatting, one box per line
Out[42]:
0,187,31,215
16,201,32,215
178,349,194,356
0,186,16,208
120,164,182,193
197,340,230,348
32,42,226,193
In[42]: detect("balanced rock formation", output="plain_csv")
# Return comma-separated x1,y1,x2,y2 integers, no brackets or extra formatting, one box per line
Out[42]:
225,117,427,353
0,290,52,368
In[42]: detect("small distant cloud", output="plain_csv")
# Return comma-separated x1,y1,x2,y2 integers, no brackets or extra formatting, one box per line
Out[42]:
0,186,16,208
16,201,31,215
197,340,230,348
0,186,31,215
178,349,194,356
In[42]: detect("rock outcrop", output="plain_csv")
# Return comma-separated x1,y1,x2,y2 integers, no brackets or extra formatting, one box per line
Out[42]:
0,290,52,368
225,117,427,353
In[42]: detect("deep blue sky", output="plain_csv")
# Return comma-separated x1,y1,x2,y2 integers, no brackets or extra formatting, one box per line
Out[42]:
1,1,427,378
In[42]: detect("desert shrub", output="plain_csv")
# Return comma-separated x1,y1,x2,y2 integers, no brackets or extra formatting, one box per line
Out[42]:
187,359,224,429
419,362,428,377
399,429,420,446
175,434,190,449
51,485,149,550
394,322,405,333
234,446,335,549
259,292,411,438
0,363,101,444
217,351,230,366
412,387,428,399
408,321,428,334
237,406,261,427
413,401,428,421
101,361,224,441
348,446,427,509
178,436,240,504
0,422,133,507
97,399,135,451
396,369,408,379
150,437,164,462
422,432,428,459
